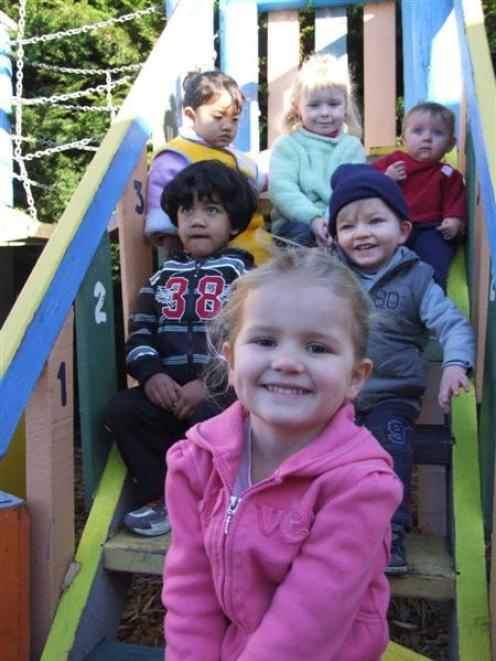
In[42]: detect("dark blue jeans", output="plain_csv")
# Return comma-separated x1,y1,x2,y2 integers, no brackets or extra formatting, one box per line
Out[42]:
406,221,458,291
357,400,419,529
105,386,236,501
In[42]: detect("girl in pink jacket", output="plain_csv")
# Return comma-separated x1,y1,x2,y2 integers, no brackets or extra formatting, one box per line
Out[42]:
162,248,403,660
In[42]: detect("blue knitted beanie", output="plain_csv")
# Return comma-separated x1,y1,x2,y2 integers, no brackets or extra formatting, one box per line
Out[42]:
328,164,410,236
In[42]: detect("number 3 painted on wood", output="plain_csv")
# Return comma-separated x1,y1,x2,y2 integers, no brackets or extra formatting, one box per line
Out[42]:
134,180,145,214
94,281,107,325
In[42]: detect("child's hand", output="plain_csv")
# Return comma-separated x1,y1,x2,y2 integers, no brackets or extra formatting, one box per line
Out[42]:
144,373,181,410
436,217,464,240
311,217,333,247
174,379,208,420
385,161,407,181
438,365,470,412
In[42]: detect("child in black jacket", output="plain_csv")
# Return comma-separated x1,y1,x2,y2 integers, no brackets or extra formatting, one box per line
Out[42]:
105,160,257,535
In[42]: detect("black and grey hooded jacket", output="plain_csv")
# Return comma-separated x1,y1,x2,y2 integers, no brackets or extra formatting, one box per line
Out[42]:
126,248,253,387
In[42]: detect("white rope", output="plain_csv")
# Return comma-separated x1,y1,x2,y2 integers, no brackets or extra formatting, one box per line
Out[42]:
19,6,161,45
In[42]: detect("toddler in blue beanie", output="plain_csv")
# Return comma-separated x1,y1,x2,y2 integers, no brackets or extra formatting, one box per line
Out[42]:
330,163,474,574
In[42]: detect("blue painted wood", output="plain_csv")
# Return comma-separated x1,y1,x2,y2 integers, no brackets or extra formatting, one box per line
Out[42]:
401,0,462,125
0,118,150,456
315,6,348,61
84,641,164,660
220,0,259,152
0,18,13,208
453,0,496,281
222,0,383,10
165,0,181,17
0,490,23,509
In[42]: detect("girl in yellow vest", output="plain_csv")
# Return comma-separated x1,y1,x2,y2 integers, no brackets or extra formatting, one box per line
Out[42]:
145,70,267,264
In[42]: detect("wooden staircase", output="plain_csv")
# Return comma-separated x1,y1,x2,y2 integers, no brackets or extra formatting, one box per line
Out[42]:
1,1,494,660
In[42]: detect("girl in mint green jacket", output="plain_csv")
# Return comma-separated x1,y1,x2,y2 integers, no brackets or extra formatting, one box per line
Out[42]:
269,54,365,247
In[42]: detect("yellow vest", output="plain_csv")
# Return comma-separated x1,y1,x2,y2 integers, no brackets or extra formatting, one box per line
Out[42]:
157,137,269,264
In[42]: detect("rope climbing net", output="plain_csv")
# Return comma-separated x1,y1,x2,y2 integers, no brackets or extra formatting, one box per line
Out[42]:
10,0,162,221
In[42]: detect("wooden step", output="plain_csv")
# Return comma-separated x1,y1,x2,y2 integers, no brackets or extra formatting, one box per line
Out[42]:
104,530,454,601
103,529,171,576
84,640,163,660
390,534,454,600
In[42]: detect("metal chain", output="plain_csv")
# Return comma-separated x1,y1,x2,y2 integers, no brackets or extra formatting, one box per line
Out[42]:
13,73,135,106
12,170,56,191
20,5,161,45
29,61,142,76
105,71,117,121
17,135,104,161
38,103,122,113
13,0,38,221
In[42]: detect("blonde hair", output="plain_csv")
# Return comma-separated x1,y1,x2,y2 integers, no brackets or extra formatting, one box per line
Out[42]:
206,247,373,392
283,54,362,138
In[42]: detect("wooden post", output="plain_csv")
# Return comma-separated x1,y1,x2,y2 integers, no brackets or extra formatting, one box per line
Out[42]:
0,492,30,661
363,2,396,152
25,309,74,659
417,361,447,535
117,148,153,333
267,11,299,147
75,235,118,510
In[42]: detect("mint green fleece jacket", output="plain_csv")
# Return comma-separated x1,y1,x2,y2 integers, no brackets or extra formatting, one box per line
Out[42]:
269,127,365,230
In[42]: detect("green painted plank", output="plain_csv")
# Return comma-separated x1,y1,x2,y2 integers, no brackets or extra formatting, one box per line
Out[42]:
479,296,496,528
448,246,491,660
75,234,118,510
41,445,127,660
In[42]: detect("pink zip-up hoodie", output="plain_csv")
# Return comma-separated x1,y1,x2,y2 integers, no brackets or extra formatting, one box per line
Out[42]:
163,401,402,660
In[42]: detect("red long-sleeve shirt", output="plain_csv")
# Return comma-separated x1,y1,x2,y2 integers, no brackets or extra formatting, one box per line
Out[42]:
372,151,466,226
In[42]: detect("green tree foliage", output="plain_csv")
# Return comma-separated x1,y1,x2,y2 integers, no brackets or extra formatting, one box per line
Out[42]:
11,0,164,222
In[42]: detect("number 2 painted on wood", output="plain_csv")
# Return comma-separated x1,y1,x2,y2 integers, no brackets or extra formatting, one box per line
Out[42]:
94,281,107,325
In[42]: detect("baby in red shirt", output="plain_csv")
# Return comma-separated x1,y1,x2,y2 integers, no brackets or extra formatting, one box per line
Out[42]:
373,102,466,290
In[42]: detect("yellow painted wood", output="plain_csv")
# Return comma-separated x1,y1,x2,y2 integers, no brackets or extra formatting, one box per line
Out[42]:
0,415,26,498
363,2,396,152
40,445,127,660
460,0,496,187
384,640,431,660
267,10,300,146
470,184,490,401
448,246,491,660
25,310,75,659
104,530,171,575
